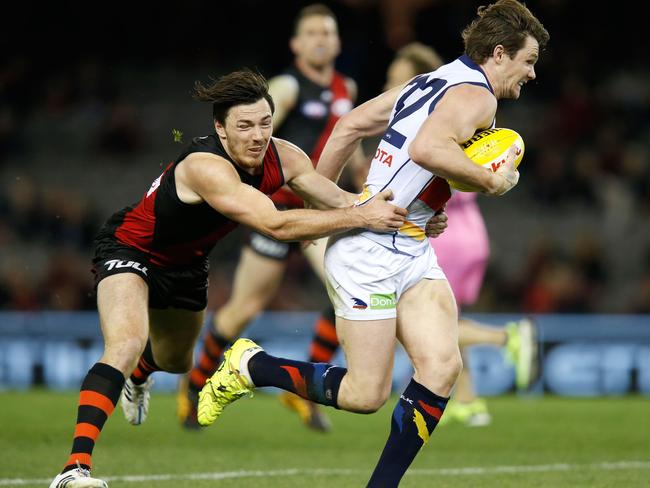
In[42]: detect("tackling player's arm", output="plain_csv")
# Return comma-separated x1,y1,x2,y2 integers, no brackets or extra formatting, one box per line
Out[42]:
268,75,299,128
316,83,407,183
175,153,407,241
274,138,357,210
408,84,519,196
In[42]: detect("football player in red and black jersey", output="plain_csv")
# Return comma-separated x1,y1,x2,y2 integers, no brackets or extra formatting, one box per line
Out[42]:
48,69,407,488
179,3,365,432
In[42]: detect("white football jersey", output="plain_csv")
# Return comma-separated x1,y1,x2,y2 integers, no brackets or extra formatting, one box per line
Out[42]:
357,55,495,256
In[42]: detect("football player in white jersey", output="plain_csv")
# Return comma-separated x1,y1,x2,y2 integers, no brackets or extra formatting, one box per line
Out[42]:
198,1,549,486
286,40,541,431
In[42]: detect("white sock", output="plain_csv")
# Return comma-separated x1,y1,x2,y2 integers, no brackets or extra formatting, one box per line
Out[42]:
239,347,263,387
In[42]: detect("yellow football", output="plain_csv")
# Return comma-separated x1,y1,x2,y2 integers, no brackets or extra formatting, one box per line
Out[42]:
447,127,525,192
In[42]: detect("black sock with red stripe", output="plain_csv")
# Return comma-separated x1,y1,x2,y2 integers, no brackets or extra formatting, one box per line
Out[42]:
129,341,160,385
62,362,124,473
308,306,340,363
188,326,231,394
366,379,448,487
248,353,346,408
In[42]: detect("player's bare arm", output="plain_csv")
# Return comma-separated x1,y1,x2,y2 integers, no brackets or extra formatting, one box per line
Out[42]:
408,84,518,196
175,152,407,241
273,137,357,209
268,74,300,127
317,82,407,182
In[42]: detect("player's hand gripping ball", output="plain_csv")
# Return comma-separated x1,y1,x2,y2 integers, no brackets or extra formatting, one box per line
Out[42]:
448,128,524,192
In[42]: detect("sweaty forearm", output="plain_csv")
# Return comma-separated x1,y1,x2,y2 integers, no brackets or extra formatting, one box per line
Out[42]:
290,177,357,210
265,206,364,242
303,190,357,210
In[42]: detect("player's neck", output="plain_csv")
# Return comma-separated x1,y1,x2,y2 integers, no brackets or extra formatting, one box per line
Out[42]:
480,61,504,100
295,58,334,87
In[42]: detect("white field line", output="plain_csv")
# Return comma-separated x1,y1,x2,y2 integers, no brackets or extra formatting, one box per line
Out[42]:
3,460,650,486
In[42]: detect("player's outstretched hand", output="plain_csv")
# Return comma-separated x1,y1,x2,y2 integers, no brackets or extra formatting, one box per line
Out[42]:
425,210,448,238
358,189,407,232
491,144,521,196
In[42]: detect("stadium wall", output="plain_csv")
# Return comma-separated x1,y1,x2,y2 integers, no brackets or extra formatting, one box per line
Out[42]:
1,312,649,397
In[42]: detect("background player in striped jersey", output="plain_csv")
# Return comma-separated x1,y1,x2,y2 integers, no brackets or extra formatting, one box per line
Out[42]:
198,1,549,486
179,3,365,431
48,69,408,488
292,41,539,430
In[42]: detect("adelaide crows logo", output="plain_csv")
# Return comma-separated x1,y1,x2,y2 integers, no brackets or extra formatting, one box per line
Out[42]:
351,298,368,310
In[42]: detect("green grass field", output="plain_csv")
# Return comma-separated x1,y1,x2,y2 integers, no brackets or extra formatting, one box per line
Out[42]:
2,390,650,487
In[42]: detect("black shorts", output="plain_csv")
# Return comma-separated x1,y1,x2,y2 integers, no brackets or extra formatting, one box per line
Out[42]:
92,237,208,311
246,203,300,260
247,230,301,260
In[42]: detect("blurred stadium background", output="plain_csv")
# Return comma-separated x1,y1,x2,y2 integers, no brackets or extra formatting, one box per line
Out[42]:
1,0,649,486
1,0,649,314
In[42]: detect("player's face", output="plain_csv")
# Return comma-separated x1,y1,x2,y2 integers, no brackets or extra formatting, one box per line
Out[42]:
384,58,418,91
291,15,341,69
500,35,539,99
217,98,273,171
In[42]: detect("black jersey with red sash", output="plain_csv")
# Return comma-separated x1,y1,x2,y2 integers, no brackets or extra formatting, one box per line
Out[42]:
272,66,353,208
97,134,284,267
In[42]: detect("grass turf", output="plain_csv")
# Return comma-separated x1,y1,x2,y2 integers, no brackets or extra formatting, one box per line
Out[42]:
2,390,650,487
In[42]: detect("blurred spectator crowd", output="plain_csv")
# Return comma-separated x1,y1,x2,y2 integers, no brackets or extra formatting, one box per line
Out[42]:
1,0,648,314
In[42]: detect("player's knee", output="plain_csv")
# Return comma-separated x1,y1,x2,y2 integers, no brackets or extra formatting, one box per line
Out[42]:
103,336,147,374
415,348,463,390
436,348,463,385
111,335,146,357
449,351,464,382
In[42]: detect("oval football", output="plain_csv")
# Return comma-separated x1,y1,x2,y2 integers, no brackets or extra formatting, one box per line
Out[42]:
448,128,525,192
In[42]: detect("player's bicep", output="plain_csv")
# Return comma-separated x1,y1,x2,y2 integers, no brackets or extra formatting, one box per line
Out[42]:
408,85,497,175
183,155,280,235
419,84,496,145
207,182,279,233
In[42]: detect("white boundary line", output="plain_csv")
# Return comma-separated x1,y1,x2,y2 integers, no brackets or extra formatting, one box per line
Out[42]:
4,461,650,486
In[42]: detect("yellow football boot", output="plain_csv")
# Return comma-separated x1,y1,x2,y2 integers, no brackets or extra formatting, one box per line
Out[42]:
197,338,262,426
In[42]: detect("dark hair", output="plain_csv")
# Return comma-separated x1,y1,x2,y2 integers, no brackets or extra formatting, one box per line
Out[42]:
193,69,275,124
462,0,550,64
293,3,337,35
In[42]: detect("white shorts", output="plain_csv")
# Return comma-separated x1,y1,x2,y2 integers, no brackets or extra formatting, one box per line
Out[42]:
324,234,447,321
